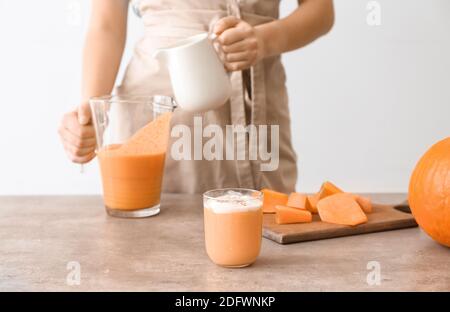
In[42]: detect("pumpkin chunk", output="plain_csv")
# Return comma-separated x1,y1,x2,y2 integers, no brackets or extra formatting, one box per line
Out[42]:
275,205,312,224
305,193,320,214
287,192,307,210
318,181,343,199
317,193,368,226
354,195,372,213
261,189,288,213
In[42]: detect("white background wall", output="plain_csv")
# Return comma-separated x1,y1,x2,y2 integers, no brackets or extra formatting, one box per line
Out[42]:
0,0,449,195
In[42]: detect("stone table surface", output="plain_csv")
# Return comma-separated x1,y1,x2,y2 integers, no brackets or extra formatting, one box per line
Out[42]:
0,193,449,291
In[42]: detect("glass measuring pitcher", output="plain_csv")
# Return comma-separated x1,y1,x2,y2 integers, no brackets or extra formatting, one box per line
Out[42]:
90,95,175,218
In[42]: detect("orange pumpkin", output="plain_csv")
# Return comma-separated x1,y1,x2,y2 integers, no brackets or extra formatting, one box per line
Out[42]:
409,137,450,247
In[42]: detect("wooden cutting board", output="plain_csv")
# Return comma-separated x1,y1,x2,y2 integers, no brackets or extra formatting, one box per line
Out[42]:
263,203,417,244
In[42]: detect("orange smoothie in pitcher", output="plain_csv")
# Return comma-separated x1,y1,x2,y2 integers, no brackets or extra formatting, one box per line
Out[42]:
97,113,172,212
203,190,263,267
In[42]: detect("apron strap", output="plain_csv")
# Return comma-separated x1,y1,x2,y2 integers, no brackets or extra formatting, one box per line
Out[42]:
228,0,255,189
229,72,255,189
249,63,266,189
227,0,267,190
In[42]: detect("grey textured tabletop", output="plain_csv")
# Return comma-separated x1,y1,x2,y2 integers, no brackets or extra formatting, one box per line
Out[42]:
0,193,449,291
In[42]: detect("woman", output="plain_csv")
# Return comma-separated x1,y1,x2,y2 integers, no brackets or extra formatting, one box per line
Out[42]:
58,0,334,194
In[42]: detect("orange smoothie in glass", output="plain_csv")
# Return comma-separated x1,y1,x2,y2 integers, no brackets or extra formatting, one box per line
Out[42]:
203,189,263,267
98,147,166,210
97,112,172,216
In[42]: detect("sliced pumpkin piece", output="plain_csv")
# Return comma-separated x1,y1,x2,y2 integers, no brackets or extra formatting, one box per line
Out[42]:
261,189,288,213
287,192,307,210
275,205,312,224
305,193,320,214
354,195,372,213
317,193,368,226
318,181,343,199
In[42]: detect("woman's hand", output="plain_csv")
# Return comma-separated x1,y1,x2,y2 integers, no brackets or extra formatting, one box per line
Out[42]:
213,1,334,71
213,16,266,72
58,103,96,164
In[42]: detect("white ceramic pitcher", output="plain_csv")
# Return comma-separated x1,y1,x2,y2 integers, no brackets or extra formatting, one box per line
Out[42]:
152,33,232,113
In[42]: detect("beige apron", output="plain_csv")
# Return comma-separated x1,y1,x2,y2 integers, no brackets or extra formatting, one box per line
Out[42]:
117,0,297,194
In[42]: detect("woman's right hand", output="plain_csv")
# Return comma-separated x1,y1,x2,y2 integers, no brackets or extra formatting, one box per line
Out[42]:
58,102,96,164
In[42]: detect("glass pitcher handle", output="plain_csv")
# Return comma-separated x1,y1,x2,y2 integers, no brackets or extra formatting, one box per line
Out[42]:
131,0,142,18
227,0,242,19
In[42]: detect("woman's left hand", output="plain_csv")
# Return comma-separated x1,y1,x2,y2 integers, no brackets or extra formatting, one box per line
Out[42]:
213,16,265,72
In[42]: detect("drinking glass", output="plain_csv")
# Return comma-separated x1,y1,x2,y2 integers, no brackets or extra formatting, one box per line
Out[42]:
203,188,264,267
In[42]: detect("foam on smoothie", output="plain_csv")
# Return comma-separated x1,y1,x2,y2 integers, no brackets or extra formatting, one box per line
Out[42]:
205,191,262,214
